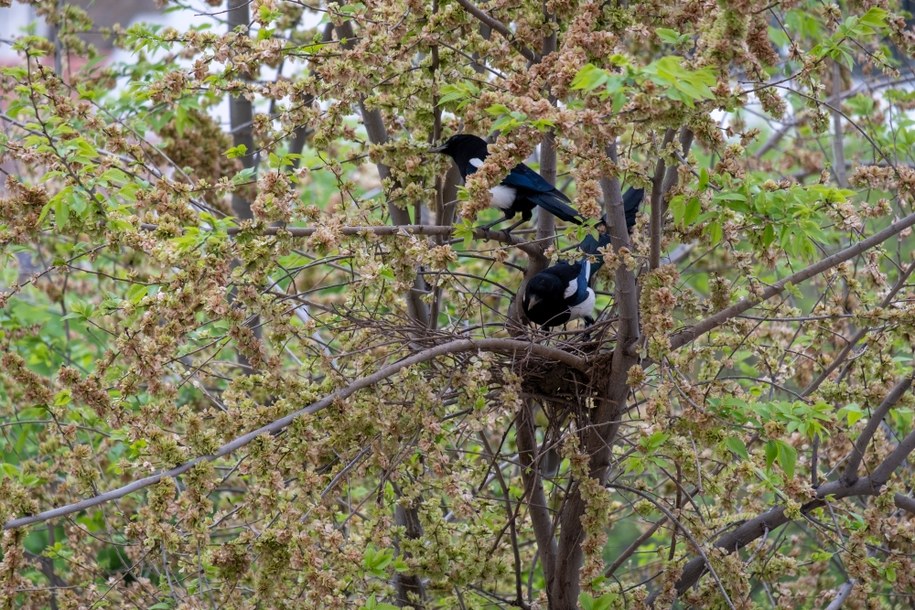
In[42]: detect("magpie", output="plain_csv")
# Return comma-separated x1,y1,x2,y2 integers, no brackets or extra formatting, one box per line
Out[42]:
522,232,612,329
431,134,581,233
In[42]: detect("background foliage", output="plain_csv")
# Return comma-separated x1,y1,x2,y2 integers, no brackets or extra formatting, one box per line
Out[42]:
1,0,914,608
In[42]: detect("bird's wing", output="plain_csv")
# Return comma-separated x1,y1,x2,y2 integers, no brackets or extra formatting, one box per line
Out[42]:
572,260,590,305
526,192,582,223
504,163,570,198
623,187,645,233
548,262,589,305
501,164,581,223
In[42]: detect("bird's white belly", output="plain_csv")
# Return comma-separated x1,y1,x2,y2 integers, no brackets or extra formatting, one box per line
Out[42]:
568,289,596,320
489,185,516,210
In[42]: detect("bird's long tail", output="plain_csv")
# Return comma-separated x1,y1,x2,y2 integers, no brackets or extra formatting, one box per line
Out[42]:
596,186,645,234
530,192,583,224
623,187,645,233
577,232,612,280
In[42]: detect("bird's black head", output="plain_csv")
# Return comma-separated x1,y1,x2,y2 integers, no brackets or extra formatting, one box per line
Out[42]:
522,273,566,328
430,134,489,175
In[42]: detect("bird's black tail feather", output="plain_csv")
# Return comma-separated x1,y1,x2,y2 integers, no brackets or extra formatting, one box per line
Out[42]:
531,192,583,224
595,186,645,234
623,187,645,233
578,232,612,279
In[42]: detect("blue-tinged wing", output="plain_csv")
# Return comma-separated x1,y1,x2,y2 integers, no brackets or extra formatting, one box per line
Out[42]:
623,187,645,233
527,191,581,223
572,260,590,306
550,261,590,307
505,164,580,222
504,164,570,198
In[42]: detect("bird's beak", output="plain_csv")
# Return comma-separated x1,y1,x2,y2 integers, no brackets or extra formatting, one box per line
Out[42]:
527,295,541,309
429,142,447,153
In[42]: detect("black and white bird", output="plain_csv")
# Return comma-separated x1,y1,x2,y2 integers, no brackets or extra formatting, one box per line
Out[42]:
431,134,581,234
522,233,612,329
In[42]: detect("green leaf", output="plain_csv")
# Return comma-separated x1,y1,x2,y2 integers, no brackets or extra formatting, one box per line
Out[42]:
642,431,669,452
724,436,749,460
454,219,475,250
360,597,399,610
225,144,248,159
232,166,257,185
656,28,685,44
764,439,777,468
53,390,72,407
571,64,608,92
838,403,864,426
708,221,722,245
856,7,887,34
438,82,479,108
362,545,395,577
669,195,686,224
682,196,701,226
578,592,616,610
698,167,709,191
54,193,70,230
126,283,148,305
486,104,510,116
766,439,797,478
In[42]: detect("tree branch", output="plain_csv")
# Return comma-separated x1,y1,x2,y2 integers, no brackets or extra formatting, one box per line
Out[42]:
649,129,675,271
516,402,558,581
549,142,642,607
335,18,429,327
452,0,538,62
228,0,255,221
830,61,848,188
842,375,913,485
894,493,915,515
4,338,587,530
656,377,915,604
669,210,915,352
601,143,639,343
139,222,546,256
536,130,557,245
825,580,856,610
802,260,915,395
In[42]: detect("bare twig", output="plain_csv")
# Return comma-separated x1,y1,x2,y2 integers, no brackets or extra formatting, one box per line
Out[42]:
604,519,664,577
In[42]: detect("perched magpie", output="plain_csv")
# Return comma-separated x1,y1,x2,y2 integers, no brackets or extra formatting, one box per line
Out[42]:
431,134,581,233
522,233,612,329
